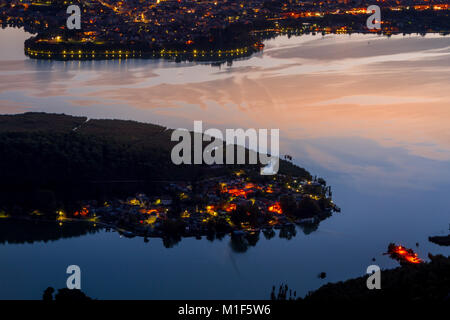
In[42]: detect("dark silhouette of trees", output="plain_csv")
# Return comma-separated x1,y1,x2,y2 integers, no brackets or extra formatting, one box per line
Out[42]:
297,197,321,219
42,287,92,301
42,287,54,301
272,254,450,302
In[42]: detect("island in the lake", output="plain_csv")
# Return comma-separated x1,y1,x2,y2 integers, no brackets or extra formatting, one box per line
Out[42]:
0,112,339,246
1,0,449,62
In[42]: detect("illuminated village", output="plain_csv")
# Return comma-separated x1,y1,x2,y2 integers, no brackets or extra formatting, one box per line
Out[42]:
55,170,339,241
1,0,448,60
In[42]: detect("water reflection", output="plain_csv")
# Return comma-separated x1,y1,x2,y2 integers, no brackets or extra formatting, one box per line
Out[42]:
1,32,449,180
0,217,326,254
0,219,100,245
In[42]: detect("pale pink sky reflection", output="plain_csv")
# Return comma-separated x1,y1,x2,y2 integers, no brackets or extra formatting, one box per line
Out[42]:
1,31,449,188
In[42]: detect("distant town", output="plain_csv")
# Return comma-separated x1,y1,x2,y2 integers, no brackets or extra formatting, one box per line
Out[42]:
1,0,449,61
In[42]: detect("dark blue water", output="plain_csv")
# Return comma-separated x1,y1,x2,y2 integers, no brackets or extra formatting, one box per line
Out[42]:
0,28,449,299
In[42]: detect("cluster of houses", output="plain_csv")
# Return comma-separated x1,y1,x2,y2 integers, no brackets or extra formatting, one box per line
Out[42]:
65,170,336,238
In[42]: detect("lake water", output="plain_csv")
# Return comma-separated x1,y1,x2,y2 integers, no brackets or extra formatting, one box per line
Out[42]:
0,27,449,299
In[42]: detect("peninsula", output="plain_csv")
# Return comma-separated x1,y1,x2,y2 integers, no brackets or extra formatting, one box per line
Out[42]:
0,113,339,246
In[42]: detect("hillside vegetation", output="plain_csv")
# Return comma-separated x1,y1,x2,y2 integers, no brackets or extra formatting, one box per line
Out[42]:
0,112,311,214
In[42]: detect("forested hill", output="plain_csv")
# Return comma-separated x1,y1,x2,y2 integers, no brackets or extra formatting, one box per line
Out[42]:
0,112,170,145
0,112,311,187
0,113,176,185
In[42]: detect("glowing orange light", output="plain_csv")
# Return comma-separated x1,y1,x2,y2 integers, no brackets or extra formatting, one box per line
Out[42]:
140,209,158,215
388,244,422,264
268,202,283,214
224,203,236,212
226,188,250,198
74,207,89,217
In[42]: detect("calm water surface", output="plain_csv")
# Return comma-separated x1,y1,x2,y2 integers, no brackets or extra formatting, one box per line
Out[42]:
0,28,449,299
